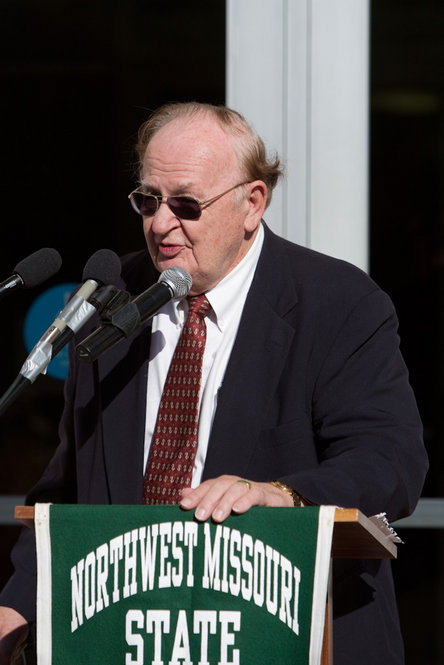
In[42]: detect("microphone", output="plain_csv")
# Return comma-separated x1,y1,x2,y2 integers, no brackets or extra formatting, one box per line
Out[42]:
20,249,122,383
0,250,123,417
76,266,192,363
0,248,62,300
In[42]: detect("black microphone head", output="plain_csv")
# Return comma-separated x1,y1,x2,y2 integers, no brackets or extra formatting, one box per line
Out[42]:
13,247,63,288
158,266,192,298
82,249,121,285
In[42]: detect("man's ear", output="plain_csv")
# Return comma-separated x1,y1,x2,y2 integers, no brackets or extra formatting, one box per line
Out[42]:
244,180,268,232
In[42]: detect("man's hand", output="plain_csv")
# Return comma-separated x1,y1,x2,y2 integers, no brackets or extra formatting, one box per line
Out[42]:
180,474,293,522
0,607,29,665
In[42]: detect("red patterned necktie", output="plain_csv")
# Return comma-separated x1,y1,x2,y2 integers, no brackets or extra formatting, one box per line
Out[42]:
143,294,211,504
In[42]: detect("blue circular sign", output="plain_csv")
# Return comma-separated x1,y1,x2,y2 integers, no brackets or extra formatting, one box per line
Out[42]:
23,283,77,381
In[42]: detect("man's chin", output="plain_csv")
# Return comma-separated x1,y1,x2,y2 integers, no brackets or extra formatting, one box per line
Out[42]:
156,257,188,273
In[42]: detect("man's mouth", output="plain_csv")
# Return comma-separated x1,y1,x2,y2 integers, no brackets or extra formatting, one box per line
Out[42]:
158,243,183,258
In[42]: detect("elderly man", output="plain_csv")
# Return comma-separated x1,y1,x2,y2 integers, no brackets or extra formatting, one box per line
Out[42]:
0,102,427,664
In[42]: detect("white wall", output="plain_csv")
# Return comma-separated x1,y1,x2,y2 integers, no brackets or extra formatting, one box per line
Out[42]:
226,0,370,271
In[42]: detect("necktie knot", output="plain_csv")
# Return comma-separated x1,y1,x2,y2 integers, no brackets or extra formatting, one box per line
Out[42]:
187,294,211,319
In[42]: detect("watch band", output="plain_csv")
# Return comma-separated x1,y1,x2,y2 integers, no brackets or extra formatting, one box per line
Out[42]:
269,480,304,507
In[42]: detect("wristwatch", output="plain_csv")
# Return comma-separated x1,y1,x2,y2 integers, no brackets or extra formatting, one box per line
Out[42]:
269,480,305,507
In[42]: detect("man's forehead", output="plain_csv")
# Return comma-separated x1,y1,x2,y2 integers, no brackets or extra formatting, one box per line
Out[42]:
143,117,240,177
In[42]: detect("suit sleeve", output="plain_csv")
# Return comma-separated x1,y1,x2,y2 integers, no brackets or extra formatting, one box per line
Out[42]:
280,288,427,521
0,350,79,624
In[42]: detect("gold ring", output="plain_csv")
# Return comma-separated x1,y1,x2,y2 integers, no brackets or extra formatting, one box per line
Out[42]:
237,479,251,490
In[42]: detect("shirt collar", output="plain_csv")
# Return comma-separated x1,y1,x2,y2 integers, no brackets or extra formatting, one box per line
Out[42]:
170,222,264,328
204,223,264,330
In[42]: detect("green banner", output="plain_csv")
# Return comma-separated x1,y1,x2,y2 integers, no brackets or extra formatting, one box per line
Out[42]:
35,504,334,665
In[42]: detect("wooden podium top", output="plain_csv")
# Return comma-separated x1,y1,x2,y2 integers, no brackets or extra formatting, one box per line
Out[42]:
331,508,397,559
14,505,397,559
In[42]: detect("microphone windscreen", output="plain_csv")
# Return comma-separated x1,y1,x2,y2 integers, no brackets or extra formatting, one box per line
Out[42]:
82,249,121,285
13,248,63,288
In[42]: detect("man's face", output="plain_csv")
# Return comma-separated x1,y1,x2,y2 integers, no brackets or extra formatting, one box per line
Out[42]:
140,116,261,295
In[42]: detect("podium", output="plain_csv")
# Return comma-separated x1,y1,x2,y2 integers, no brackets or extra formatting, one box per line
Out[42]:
15,505,397,665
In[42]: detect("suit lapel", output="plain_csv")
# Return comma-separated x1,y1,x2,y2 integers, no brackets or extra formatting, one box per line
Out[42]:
203,226,299,480
98,322,151,503
96,251,157,503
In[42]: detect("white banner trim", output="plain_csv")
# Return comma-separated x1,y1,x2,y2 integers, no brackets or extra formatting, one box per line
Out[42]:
35,503,53,665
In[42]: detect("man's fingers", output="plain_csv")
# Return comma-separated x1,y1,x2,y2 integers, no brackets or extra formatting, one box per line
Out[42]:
180,475,248,521
207,479,256,522
180,476,276,522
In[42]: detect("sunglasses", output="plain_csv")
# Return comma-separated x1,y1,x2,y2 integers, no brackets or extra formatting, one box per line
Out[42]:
128,181,250,221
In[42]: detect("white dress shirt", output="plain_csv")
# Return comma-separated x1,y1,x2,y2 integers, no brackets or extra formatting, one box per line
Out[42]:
143,223,264,485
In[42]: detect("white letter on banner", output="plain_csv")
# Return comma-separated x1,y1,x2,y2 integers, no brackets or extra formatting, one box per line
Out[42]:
220,527,230,593
279,555,293,628
228,529,241,597
84,551,96,620
139,524,159,591
110,534,124,603
240,534,253,601
125,609,144,665
146,610,170,665
158,523,172,588
95,543,110,613
123,529,139,598
70,558,84,632
169,610,192,665
292,566,301,635
171,522,184,587
184,522,198,586
218,611,241,665
265,545,280,616
253,539,265,607
202,523,221,590
194,610,217,665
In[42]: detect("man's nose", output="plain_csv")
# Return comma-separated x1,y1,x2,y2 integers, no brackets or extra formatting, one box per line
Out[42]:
149,200,181,233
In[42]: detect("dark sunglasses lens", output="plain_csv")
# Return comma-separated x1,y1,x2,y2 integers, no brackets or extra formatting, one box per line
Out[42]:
168,197,202,220
131,193,158,216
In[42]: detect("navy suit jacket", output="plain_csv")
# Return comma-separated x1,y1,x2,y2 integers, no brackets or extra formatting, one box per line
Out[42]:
1,224,428,664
